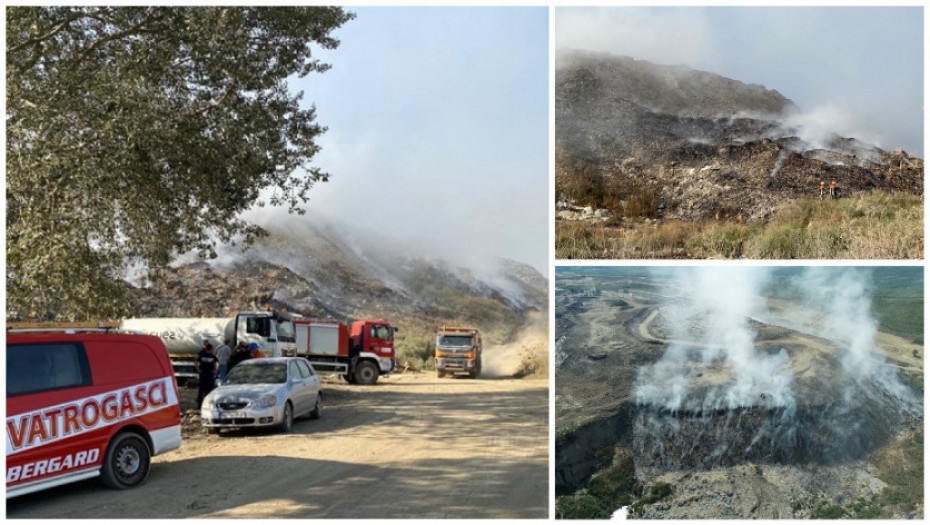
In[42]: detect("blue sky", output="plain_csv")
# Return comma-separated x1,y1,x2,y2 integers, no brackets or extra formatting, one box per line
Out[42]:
557,6,923,155
285,7,549,274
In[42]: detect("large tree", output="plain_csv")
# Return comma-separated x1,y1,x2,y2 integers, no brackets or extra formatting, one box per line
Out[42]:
7,6,354,320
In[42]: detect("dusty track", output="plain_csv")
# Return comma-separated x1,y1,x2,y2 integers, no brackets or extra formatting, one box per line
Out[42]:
6,374,548,519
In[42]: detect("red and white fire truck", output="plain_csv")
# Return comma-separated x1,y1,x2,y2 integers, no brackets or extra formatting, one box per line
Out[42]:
6,326,182,498
293,318,397,385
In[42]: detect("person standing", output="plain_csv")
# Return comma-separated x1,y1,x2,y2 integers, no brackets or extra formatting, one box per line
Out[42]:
195,341,219,408
228,342,252,371
214,338,232,382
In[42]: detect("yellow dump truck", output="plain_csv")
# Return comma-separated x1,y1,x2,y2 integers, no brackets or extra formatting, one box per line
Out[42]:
435,326,482,378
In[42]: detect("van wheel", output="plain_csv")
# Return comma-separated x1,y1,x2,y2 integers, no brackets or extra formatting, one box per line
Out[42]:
310,393,323,420
354,361,379,385
279,401,294,432
101,432,151,489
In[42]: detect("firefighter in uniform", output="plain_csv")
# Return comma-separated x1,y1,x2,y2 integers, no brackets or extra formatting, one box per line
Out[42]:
819,181,825,200
195,341,219,408
830,181,837,199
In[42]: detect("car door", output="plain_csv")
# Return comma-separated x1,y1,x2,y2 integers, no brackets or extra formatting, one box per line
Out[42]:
7,341,101,492
296,360,320,408
287,360,309,415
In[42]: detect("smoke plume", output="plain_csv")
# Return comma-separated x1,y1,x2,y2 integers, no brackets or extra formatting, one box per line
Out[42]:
633,267,920,476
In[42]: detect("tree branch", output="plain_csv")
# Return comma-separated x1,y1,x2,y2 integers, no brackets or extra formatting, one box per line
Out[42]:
9,12,85,54
69,8,166,71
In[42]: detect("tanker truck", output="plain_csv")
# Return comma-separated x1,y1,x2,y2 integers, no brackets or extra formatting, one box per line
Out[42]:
122,311,397,386
293,319,398,385
121,309,298,385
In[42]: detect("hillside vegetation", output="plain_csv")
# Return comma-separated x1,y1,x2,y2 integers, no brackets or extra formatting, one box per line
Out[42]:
556,192,922,260
555,51,923,260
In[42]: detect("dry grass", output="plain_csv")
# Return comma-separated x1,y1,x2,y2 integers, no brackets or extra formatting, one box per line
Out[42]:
871,429,923,517
556,192,923,259
555,219,701,259
556,149,663,220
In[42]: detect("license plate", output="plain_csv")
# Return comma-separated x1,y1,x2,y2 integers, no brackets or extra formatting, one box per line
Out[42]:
219,411,246,419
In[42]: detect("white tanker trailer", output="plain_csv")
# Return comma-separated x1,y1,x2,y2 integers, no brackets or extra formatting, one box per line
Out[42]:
122,310,298,384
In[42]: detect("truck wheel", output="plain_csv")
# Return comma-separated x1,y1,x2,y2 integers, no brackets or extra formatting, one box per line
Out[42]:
310,393,323,420
279,401,294,432
343,374,357,384
354,361,379,385
101,431,151,489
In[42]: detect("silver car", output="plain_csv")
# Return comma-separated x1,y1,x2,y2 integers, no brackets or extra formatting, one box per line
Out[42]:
201,357,322,433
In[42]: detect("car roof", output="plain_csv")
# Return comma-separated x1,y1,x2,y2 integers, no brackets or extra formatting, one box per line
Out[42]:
7,332,164,345
237,357,301,364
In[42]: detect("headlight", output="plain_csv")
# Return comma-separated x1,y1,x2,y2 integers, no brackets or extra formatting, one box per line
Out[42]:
255,395,277,408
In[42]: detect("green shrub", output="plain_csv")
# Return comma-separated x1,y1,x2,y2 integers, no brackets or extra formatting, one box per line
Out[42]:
556,495,611,520
853,506,882,519
811,504,847,519
880,488,911,507
639,482,673,505
585,456,636,508
848,498,883,519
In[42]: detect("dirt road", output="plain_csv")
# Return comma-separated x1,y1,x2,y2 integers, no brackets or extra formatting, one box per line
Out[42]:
6,373,549,519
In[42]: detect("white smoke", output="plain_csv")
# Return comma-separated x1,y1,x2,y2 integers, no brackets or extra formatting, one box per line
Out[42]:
635,267,916,412
168,210,543,310
780,103,885,153
794,268,915,407
635,267,797,412
632,266,920,476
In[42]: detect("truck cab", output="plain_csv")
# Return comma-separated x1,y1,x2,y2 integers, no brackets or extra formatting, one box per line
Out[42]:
435,327,482,379
236,310,297,357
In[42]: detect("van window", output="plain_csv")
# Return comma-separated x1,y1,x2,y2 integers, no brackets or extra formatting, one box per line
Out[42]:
246,317,271,337
7,343,91,397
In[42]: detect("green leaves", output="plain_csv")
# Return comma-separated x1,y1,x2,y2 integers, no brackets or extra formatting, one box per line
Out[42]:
7,7,353,320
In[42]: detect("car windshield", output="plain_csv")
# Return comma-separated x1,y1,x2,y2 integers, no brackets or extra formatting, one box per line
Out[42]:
225,362,287,384
438,335,473,347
